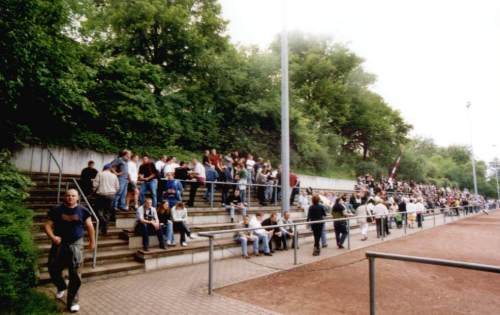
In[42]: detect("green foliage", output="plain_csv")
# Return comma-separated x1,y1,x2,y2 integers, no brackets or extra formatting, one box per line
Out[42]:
397,138,497,197
0,151,40,312
2,0,492,194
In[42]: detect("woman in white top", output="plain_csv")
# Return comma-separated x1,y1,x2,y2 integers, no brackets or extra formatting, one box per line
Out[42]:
356,197,374,241
406,198,417,228
171,202,196,247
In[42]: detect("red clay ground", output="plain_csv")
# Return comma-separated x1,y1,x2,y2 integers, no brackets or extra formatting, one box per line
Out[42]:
217,211,500,314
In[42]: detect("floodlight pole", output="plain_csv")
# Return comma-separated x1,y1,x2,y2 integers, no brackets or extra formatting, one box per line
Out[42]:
280,0,290,214
466,102,478,197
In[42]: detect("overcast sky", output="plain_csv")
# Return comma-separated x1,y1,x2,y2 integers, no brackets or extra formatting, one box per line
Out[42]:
219,0,500,164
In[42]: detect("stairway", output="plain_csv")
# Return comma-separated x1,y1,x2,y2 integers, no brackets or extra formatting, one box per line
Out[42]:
26,172,308,283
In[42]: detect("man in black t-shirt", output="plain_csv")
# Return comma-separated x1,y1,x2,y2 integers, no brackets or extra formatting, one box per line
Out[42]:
45,189,95,313
138,155,159,207
79,160,98,196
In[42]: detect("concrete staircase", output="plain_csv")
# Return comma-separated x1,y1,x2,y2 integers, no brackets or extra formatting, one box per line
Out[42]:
26,172,314,283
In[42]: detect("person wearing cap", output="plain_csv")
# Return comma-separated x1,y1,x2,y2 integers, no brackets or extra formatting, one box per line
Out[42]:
93,164,119,234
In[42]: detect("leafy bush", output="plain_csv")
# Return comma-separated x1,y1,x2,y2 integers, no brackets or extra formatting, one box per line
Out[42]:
0,151,57,314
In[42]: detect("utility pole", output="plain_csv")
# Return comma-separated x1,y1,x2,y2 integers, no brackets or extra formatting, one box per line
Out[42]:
280,0,290,214
466,102,478,197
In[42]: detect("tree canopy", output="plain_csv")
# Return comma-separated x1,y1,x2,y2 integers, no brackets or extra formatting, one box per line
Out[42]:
1,0,497,197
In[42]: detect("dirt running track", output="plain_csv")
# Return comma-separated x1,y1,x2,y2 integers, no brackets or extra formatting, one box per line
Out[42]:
217,212,500,315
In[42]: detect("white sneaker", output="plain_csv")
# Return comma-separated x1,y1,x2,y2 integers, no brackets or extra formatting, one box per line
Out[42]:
189,233,198,240
56,290,65,300
70,304,80,312
166,241,172,246
181,242,188,247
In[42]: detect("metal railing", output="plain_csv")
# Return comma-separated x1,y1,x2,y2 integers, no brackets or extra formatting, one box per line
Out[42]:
162,178,284,209
71,178,100,268
366,251,500,315
198,204,491,295
46,148,63,204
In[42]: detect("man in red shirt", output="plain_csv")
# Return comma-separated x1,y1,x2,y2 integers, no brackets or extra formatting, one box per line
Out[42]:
289,173,300,206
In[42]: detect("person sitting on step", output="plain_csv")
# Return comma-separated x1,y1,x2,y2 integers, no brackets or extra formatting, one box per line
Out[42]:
157,201,176,246
226,188,247,223
135,197,165,251
233,215,258,259
171,201,197,247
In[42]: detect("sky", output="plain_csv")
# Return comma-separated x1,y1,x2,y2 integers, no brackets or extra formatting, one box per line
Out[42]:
218,0,500,164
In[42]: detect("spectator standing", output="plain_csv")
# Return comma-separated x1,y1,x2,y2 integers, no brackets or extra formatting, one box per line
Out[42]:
373,197,390,237
93,164,119,235
174,161,189,187
256,166,269,206
289,173,300,206
356,197,374,241
138,155,159,207
204,162,219,203
135,198,165,251
416,198,425,228
331,196,352,249
79,160,98,196
187,159,205,207
126,154,139,210
407,198,417,228
45,189,95,313
298,191,311,215
307,195,327,256
111,150,131,211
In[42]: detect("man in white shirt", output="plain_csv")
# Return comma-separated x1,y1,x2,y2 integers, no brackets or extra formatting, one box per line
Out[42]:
248,214,272,256
93,164,119,235
373,197,390,238
415,198,426,228
406,198,417,228
187,159,205,207
155,155,167,174
298,191,310,214
135,198,165,251
127,154,139,209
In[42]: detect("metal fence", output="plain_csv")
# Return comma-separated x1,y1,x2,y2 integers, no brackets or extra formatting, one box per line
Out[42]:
198,204,496,295
365,251,500,315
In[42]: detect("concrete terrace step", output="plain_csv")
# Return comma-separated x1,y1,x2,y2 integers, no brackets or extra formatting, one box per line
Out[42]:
135,226,340,271
37,238,128,254
38,261,144,284
37,248,138,270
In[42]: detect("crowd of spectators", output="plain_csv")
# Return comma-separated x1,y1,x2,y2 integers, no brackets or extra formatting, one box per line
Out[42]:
78,148,300,251
78,150,494,256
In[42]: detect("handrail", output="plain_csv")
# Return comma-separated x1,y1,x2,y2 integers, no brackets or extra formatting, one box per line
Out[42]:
197,206,468,237
199,204,491,294
366,251,500,315
46,148,63,204
71,178,99,269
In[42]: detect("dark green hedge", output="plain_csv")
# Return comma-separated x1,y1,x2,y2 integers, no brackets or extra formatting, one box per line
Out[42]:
0,151,58,314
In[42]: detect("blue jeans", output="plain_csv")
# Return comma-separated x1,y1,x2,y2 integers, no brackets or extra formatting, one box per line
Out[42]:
321,225,328,246
236,235,258,256
113,177,128,210
204,183,215,201
161,222,175,244
135,223,164,249
226,206,247,219
239,189,246,204
140,179,158,207
255,233,270,254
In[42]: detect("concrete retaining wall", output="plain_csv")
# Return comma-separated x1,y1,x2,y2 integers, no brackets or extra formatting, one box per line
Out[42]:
11,145,356,190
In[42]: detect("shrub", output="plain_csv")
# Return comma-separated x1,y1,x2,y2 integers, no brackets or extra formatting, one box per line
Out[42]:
0,151,58,313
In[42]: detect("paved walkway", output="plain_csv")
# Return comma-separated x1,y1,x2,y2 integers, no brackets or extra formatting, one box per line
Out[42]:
57,212,478,314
